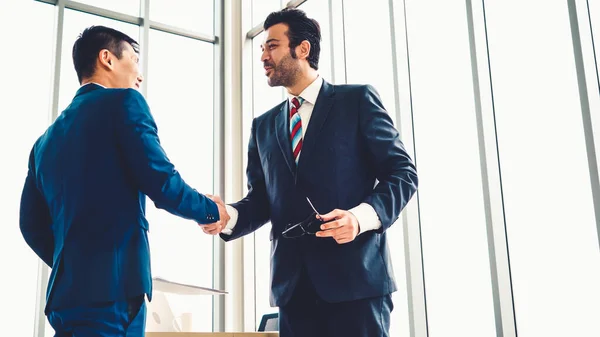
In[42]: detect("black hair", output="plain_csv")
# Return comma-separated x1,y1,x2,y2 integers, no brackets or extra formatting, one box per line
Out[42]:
72,25,139,83
264,8,321,70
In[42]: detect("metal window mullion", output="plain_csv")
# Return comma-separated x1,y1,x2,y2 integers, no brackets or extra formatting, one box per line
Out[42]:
36,0,217,42
34,1,66,337
246,0,307,40
392,1,428,336
213,0,226,333
139,0,150,97
568,0,600,251
467,0,517,336
36,0,57,5
328,0,347,84
239,0,258,332
34,260,50,337
285,0,308,9
64,0,141,25
148,21,216,43
222,0,246,332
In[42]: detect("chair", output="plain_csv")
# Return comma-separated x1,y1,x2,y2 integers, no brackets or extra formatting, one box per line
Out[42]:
258,312,279,332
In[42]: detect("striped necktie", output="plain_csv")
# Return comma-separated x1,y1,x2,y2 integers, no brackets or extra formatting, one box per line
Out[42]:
289,96,304,165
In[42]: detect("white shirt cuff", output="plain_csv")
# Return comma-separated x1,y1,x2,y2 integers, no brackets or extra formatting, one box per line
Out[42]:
221,205,239,235
349,203,382,235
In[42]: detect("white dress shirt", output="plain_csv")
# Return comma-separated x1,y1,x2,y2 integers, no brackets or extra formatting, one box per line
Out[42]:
81,82,106,88
222,76,382,235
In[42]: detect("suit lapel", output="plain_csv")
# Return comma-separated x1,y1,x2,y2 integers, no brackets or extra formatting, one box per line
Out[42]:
297,81,335,171
275,100,296,175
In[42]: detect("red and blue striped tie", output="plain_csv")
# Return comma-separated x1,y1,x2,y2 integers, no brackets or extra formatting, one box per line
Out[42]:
289,96,304,165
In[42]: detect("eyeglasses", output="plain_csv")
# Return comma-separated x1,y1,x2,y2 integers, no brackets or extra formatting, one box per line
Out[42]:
281,197,324,239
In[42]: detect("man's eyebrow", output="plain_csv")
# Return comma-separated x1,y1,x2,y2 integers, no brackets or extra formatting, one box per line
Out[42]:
265,38,280,44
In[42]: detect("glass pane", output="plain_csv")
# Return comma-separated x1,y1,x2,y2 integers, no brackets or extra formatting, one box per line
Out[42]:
59,10,140,112
343,0,397,125
0,1,54,335
404,0,497,335
252,0,280,27
387,224,409,337
150,0,213,35
485,1,600,336
75,0,140,17
250,33,285,326
298,0,332,83
146,29,215,332
344,2,411,335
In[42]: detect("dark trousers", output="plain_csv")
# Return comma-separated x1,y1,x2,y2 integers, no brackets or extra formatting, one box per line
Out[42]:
279,270,393,337
48,295,146,337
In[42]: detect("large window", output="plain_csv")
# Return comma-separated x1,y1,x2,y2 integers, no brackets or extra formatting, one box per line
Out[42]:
343,1,409,335
344,0,397,123
16,0,221,334
150,0,214,35
486,1,600,335
405,1,497,335
0,1,55,333
250,32,285,327
252,0,281,27
74,0,140,16
145,29,216,332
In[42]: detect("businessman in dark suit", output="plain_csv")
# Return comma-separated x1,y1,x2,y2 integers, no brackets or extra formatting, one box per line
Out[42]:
19,26,228,336
202,8,418,337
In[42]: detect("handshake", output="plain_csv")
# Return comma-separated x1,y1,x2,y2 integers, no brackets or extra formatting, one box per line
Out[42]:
201,194,231,235
198,194,362,244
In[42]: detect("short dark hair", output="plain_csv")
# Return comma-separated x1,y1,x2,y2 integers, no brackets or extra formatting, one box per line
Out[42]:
72,25,139,83
264,8,321,70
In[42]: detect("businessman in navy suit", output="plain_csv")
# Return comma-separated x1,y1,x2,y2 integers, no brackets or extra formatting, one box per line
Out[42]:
19,26,228,336
202,8,418,337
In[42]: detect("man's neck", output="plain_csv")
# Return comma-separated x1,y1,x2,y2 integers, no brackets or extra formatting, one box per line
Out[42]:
81,77,110,88
286,69,319,97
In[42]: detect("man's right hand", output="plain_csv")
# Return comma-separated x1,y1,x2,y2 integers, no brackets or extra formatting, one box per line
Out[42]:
201,194,230,235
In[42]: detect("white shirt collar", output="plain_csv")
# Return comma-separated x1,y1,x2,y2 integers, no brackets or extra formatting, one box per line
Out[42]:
81,82,106,89
288,76,323,106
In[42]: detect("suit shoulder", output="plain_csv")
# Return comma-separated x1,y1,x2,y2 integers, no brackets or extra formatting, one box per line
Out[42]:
333,83,376,97
98,88,147,105
120,88,146,100
333,83,369,92
30,134,43,156
27,133,47,171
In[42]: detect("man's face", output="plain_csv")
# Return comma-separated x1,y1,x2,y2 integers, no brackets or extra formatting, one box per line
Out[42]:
261,23,301,88
112,42,143,89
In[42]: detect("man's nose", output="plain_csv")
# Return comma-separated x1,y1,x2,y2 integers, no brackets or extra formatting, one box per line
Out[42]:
261,49,269,63
137,74,143,83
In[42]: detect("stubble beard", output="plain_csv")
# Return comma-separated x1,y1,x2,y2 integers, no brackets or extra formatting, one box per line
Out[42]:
267,54,301,88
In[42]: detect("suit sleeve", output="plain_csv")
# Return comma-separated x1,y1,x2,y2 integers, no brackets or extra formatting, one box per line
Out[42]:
220,118,270,241
19,148,54,267
359,85,418,232
116,89,219,224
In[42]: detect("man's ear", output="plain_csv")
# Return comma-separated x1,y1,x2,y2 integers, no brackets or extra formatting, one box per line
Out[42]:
297,40,311,60
98,49,113,70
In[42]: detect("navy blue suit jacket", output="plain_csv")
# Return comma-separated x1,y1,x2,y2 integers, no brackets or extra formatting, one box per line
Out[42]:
222,81,418,306
19,84,219,313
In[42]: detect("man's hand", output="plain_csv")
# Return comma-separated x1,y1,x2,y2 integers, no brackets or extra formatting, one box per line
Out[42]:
315,209,360,244
201,194,230,235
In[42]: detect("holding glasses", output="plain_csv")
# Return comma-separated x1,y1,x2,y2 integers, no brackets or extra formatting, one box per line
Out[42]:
282,197,326,239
